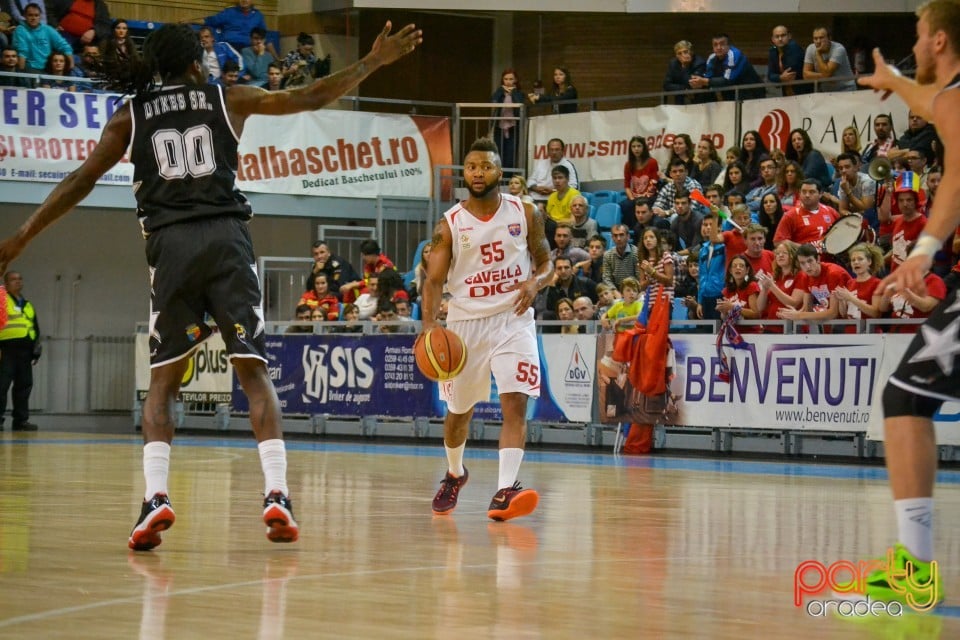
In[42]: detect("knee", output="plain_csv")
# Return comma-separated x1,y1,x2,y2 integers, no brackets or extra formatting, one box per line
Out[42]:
882,382,941,419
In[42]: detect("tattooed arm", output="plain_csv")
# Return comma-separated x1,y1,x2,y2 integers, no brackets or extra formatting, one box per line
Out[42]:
420,218,452,332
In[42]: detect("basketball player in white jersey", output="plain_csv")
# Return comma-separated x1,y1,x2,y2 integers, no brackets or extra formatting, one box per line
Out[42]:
847,0,960,610
421,138,553,521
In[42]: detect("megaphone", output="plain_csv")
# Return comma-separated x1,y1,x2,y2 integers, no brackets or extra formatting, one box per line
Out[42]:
868,157,895,181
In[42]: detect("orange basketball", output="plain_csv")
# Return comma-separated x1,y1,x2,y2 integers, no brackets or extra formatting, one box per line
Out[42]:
413,327,468,381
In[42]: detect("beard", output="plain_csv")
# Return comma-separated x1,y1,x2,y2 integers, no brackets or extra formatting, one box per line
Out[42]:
467,180,500,199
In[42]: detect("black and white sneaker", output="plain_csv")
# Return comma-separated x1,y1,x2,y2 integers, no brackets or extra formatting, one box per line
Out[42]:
128,493,175,551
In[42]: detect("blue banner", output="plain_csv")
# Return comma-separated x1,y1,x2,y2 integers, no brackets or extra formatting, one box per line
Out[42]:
233,334,433,417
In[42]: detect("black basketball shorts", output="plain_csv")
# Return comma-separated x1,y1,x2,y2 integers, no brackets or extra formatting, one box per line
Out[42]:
888,286,960,403
145,216,266,367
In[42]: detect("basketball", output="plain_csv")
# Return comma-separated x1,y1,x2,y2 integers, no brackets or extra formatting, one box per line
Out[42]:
413,327,467,381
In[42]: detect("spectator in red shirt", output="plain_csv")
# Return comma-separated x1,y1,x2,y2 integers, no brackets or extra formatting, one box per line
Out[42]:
620,135,660,227
879,173,929,271
340,239,395,303
834,243,884,329
298,273,340,320
778,243,848,322
716,205,751,269
717,254,761,332
757,239,803,332
773,179,840,247
742,223,774,278
880,269,947,333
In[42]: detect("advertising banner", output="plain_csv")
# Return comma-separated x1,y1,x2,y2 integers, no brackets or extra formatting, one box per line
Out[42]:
0,87,132,185
740,89,909,162
134,332,233,403
0,87,452,199
233,334,433,417
527,102,737,183
668,333,883,431
235,111,452,199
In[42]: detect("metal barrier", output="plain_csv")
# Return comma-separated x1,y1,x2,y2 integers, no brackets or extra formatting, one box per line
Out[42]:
29,335,135,414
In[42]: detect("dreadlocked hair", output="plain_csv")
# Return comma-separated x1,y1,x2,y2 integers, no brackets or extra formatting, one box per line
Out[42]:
96,24,203,97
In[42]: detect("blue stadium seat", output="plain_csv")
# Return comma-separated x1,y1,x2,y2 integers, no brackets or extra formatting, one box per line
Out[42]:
594,202,622,231
402,269,416,290
590,190,623,207
581,192,595,205
601,231,613,248
411,302,421,320
586,204,596,220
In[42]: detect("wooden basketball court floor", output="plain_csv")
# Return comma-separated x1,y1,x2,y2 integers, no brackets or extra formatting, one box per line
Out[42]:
1,430,958,639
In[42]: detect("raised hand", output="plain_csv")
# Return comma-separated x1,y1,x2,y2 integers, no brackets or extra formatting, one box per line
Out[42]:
369,21,423,67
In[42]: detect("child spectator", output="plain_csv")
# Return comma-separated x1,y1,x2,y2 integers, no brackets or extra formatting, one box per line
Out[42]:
601,277,642,333
717,255,761,333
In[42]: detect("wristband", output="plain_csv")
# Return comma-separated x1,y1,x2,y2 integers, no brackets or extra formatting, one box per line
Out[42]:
909,233,940,260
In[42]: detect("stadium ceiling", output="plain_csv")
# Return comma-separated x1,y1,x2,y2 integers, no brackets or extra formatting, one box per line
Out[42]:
313,0,924,13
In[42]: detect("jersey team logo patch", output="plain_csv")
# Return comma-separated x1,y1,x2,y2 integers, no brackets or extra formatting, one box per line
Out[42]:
460,234,472,249
235,323,247,341
185,324,201,342
508,223,522,237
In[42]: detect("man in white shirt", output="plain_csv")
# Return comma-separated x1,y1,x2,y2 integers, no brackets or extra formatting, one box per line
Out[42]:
527,137,579,206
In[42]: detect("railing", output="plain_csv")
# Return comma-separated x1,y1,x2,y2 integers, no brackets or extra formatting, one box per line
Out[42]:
31,335,135,414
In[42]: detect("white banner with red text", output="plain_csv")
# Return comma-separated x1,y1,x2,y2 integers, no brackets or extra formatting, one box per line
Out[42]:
740,90,909,161
528,90,909,184
235,111,452,198
527,102,736,183
0,86,452,198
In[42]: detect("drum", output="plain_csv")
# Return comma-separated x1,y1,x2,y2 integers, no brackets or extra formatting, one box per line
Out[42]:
821,213,866,255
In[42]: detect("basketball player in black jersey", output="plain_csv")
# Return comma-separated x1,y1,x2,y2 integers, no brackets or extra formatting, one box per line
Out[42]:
846,0,959,610
0,21,421,550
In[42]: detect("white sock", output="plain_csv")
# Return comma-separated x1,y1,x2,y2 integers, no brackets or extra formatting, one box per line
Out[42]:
498,448,524,490
258,439,289,496
445,442,466,477
895,497,934,561
143,441,171,500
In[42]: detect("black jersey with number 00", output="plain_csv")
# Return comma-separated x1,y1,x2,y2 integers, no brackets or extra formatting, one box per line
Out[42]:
129,84,252,233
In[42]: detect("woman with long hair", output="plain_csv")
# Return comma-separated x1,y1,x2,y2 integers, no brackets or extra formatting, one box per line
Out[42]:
670,133,696,177
717,255,760,332
777,161,805,208
409,241,432,302
623,135,659,200
637,228,675,303
723,161,750,198
834,242,884,327
739,130,770,184
757,240,803,332
839,125,862,159
529,66,577,114
758,192,785,249
785,128,831,190
692,137,721,188
100,19,140,67
298,273,340,320
490,68,525,170
41,52,76,91
556,298,581,334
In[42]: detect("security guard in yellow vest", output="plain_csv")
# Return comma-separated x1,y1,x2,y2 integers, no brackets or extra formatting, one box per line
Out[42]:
0,272,40,431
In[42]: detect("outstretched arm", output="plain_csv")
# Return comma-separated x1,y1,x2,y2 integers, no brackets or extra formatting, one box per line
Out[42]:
0,108,132,273
226,21,422,129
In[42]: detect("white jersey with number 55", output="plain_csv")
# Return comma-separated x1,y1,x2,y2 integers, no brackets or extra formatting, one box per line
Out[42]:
443,193,532,322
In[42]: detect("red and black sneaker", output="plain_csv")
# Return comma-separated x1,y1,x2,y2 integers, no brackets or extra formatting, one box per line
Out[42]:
263,491,299,543
487,482,539,522
128,493,176,551
432,466,469,515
